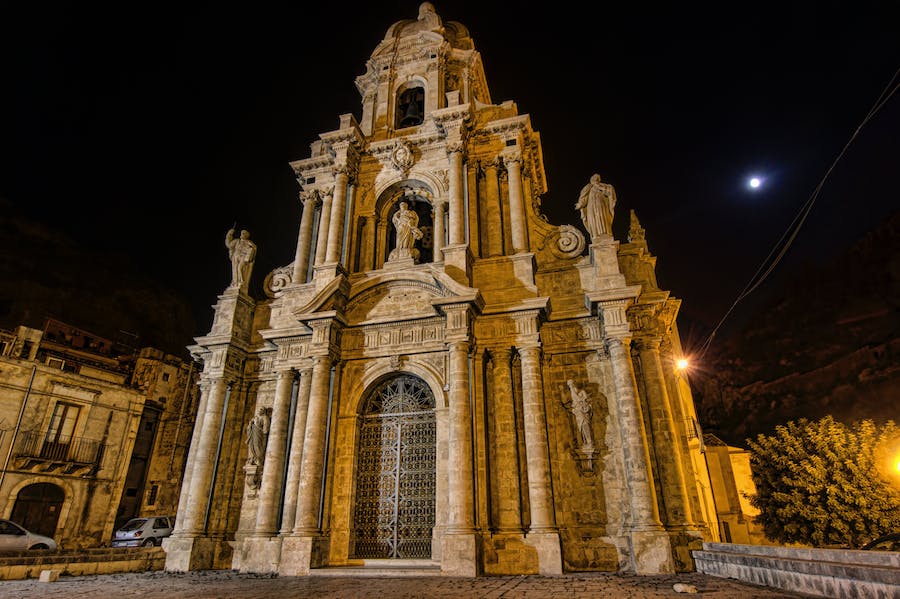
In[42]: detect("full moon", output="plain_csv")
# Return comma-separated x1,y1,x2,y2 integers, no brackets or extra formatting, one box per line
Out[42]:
749,177,761,188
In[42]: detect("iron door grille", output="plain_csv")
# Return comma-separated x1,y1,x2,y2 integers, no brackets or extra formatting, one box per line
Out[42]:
352,376,436,559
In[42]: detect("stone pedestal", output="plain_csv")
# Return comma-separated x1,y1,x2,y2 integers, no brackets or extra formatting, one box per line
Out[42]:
440,532,480,577
164,536,219,572
524,531,563,575
441,244,472,285
629,529,675,574
239,536,283,574
278,535,329,576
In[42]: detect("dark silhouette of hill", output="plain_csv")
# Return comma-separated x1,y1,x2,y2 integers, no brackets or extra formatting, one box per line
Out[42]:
0,199,196,358
692,209,900,446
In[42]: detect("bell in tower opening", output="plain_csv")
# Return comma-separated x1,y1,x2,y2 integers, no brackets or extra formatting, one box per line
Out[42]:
397,86,425,128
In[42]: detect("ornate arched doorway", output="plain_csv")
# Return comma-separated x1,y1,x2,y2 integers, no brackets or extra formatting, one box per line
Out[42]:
10,482,64,538
351,375,436,559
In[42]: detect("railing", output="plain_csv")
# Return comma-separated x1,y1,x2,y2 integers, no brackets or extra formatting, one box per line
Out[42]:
15,430,105,466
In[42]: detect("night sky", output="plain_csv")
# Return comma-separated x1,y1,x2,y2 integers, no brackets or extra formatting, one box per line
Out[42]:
3,1,898,352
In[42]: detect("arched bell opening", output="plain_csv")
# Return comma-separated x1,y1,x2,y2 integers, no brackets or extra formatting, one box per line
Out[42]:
350,374,436,559
396,85,425,129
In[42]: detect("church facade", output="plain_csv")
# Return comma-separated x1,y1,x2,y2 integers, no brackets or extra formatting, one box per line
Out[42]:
164,3,718,577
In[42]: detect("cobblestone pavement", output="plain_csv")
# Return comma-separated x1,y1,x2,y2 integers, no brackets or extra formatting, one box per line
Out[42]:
0,570,817,598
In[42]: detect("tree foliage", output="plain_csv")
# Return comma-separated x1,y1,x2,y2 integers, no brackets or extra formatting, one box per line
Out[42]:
747,415,900,548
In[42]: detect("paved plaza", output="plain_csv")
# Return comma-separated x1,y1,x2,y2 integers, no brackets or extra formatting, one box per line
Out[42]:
0,569,816,598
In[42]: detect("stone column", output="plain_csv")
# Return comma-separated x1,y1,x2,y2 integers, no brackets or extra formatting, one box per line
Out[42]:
253,369,295,535
636,337,693,527
517,346,554,531
447,340,474,532
292,192,318,284
313,189,333,267
325,170,349,264
179,377,229,534
280,367,313,534
433,200,446,261
504,155,527,253
292,355,333,534
448,147,465,244
172,381,210,535
607,337,663,529
361,215,376,272
484,160,503,256
491,348,522,532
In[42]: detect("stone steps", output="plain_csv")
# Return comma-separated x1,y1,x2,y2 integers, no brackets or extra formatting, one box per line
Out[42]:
310,558,442,577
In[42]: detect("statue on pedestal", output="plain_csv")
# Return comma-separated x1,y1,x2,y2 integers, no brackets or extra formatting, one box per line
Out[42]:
225,227,257,291
575,174,617,241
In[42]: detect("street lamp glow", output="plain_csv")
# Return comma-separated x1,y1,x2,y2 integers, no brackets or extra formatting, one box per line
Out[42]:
676,358,690,371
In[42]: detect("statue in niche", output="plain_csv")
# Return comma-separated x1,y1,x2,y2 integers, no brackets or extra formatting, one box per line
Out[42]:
564,379,595,450
225,227,257,291
245,407,270,465
575,173,617,241
389,201,423,261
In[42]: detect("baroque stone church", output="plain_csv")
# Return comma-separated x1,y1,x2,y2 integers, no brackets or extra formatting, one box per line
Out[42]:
165,2,718,577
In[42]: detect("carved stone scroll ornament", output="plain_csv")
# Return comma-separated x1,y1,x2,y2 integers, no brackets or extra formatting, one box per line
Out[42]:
264,263,295,298
551,225,586,259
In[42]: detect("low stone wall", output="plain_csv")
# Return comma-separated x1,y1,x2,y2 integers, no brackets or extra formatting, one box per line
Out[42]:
693,542,900,599
0,547,164,580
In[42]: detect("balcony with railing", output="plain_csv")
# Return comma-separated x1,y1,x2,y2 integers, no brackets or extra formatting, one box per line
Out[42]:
13,430,106,476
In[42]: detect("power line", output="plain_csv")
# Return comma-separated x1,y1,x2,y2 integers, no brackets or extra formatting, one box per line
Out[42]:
698,67,900,358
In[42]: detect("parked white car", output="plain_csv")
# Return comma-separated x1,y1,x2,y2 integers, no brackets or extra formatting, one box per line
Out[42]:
0,519,58,551
112,516,174,547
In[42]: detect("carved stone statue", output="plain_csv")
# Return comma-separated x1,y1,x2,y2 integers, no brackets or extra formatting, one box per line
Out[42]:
389,201,423,261
246,407,269,465
565,379,594,450
225,228,257,291
575,174,617,241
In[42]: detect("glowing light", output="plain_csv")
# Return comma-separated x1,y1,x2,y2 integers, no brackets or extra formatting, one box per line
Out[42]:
676,358,690,371
748,177,761,189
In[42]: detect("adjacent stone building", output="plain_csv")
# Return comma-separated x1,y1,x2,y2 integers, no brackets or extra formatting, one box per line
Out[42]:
0,320,198,548
165,3,719,577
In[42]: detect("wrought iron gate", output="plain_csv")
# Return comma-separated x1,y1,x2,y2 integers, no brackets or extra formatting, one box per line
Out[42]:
352,375,436,559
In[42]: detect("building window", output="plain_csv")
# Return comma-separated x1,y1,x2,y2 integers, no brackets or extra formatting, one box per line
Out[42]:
147,484,159,506
42,402,80,459
162,373,170,382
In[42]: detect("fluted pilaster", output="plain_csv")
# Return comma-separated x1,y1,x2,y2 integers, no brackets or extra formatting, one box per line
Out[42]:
518,346,555,531
292,355,333,534
179,378,229,534
505,156,527,253
448,148,465,244
490,348,523,532
607,337,664,530
292,193,318,284
325,171,349,264
253,369,295,535
280,367,313,534
313,189,333,267
447,340,474,532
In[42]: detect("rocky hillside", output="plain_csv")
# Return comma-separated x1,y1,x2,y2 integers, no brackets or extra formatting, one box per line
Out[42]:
692,209,900,446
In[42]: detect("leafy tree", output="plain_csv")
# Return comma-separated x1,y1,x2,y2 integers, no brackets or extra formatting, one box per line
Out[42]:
747,415,900,548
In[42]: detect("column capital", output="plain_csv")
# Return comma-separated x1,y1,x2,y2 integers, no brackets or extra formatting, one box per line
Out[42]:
604,335,632,353
633,335,662,351
299,190,320,206
446,141,466,155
